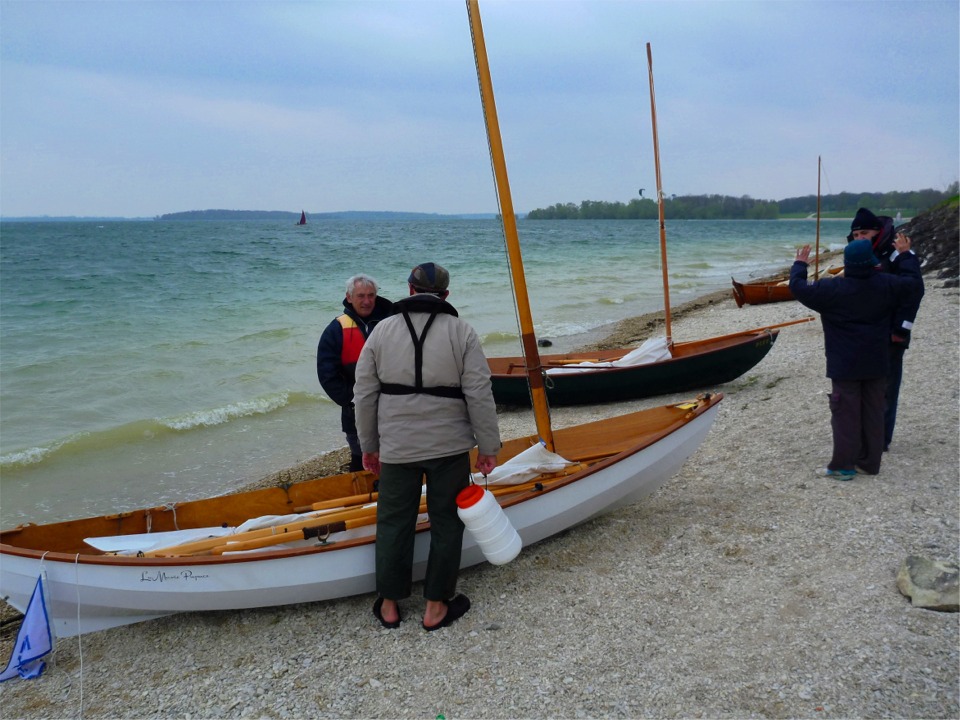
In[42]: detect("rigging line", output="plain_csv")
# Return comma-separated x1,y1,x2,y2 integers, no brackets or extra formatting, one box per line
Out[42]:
465,0,554,447
820,159,834,197
465,0,522,348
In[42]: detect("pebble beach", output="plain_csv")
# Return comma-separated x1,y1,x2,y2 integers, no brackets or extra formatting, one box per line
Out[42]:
1,280,958,719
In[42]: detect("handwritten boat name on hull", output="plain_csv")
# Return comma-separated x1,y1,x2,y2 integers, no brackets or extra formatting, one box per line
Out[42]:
139,570,211,583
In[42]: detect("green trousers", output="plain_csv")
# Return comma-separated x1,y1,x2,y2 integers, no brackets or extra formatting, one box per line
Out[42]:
375,452,471,602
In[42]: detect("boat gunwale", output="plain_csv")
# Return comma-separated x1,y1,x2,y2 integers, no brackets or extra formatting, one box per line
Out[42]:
0,394,723,567
488,330,779,376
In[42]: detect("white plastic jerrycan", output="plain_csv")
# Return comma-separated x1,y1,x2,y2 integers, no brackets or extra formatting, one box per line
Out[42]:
456,484,522,565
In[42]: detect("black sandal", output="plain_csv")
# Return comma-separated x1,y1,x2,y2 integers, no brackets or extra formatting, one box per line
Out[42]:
423,594,470,632
372,596,401,629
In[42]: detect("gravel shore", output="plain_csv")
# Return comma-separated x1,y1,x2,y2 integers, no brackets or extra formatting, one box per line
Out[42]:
2,281,957,720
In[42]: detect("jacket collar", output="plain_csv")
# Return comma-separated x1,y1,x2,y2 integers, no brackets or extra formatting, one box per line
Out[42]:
394,294,458,317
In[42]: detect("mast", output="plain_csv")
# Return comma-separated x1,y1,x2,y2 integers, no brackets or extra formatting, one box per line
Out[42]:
814,156,821,277
645,43,672,346
465,0,554,450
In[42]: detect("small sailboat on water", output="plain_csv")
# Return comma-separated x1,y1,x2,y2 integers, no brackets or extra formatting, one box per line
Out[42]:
297,210,307,225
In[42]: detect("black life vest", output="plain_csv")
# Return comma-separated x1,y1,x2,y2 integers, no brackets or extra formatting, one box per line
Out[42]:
379,297,465,401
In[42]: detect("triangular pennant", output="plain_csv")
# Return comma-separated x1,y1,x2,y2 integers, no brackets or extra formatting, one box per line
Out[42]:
0,574,54,682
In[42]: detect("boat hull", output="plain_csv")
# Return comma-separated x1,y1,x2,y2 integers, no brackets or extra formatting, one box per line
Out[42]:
731,278,794,307
0,397,721,637
732,266,841,307
489,332,776,406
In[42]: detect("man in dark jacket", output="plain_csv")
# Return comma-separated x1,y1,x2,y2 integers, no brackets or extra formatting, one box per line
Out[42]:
317,274,393,471
789,238,923,478
848,207,925,449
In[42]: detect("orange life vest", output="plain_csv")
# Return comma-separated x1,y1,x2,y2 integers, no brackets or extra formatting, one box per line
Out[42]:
337,315,366,365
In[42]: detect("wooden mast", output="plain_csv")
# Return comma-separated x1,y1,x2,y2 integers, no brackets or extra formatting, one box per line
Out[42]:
814,156,821,277
646,43,672,346
466,0,554,450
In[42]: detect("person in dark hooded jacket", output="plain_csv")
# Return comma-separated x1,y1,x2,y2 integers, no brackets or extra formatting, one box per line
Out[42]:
789,238,923,478
847,208,925,449
317,274,393,471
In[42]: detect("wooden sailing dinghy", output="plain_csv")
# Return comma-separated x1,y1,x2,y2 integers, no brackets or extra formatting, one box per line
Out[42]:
488,44,803,407
731,265,842,308
0,396,720,638
731,157,841,307
0,2,723,639
731,276,796,308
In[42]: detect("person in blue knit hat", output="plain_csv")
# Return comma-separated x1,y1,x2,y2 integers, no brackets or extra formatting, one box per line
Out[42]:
789,238,923,478
848,207,925,450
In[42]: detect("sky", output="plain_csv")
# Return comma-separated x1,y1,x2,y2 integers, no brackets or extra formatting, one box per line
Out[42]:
1,0,957,218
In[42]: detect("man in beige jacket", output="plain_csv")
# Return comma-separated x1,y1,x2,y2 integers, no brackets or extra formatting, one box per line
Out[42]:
354,262,501,631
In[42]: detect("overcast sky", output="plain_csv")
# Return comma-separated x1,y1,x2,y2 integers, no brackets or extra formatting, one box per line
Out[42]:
1,0,957,218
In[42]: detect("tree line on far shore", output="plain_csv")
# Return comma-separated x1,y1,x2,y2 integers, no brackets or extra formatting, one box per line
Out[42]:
526,183,959,220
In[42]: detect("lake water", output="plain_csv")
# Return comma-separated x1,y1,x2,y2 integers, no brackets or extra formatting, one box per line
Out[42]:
0,217,850,524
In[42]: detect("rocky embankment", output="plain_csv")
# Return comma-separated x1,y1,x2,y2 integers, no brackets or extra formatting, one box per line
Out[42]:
900,199,960,287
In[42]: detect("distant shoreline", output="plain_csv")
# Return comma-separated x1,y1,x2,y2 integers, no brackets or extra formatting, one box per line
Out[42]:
0,212,916,223
0,211,499,223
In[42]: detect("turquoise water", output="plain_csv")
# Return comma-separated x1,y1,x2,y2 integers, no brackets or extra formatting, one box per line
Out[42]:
0,218,849,524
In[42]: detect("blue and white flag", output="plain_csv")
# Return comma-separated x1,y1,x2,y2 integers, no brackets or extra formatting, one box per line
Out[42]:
0,575,54,682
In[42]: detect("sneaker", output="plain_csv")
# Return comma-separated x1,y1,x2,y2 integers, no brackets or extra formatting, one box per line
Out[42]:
815,467,857,480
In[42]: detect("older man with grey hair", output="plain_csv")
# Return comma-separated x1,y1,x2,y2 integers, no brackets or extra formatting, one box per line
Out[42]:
317,274,394,471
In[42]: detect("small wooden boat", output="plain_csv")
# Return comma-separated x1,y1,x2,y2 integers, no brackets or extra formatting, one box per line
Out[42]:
489,326,786,406
731,276,794,307
0,394,721,638
731,158,840,308
731,266,842,308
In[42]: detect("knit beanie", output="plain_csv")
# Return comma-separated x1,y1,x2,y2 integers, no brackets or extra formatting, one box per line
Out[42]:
844,239,879,271
850,208,882,232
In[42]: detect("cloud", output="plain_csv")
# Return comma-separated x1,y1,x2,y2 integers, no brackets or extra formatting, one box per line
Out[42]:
1,0,957,217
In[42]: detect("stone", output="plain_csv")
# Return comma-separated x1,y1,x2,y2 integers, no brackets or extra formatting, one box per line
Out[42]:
896,555,959,612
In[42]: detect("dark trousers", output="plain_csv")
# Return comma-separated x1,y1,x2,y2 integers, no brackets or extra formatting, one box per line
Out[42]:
375,453,471,602
341,404,362,471
828,377,886,474
884,345,906,449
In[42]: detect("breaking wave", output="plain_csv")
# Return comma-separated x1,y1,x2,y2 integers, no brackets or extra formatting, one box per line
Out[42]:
0,391,325,469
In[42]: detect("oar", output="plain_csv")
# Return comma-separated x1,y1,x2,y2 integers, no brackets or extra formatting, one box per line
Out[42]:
697,317,815,345
213,471,593,555
207,520,349,554
149,463,593,557
293,491,379,514
143,503,381,557
205,500,429,556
